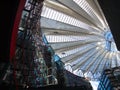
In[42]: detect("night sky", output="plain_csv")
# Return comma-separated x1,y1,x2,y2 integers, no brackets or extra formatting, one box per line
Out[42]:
98,0,120,51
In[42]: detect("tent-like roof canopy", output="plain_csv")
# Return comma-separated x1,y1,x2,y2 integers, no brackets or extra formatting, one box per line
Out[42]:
40,0,120,80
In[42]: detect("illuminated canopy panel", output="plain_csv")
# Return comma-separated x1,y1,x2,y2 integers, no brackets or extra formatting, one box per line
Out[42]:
40,0,120,80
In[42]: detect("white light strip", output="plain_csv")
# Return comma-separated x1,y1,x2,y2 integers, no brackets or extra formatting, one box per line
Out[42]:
73,0,106,29
45,35,103,43
73,0,95,19
41,6,100,32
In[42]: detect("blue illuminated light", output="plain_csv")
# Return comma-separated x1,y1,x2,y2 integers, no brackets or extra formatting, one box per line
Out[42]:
105,31,118,51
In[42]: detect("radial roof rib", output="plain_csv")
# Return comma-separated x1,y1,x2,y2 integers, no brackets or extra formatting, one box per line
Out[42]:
95,51,110,73
82,48,104,71
55,42,97,58
44,0,97,28
87,0,103,17
42,29,104,39
41,6,104,33
54,41,97,53
105,52,113,69
111,53,117,68
49,39,97,50
41,18,87,33
109,52,113,68
41,28,104,39
44,34,104,42
69,45,98,65
87,49,107,73
93,0,109,28
41,17,103,36
116,53,120,66
61,45,97,63
58,42,97,59
80,49,101,71
57,0,105,31
55,44,85,53
72,48,98,71
82,0,108,29
65,45,96,63
71,48,99,70
90,50,107,73
42,28,95,36
41,28,103,39
45,34,104,44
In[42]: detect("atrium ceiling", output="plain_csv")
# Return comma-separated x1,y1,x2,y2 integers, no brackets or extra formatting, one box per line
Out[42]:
1,0,120,80
40,0,120,78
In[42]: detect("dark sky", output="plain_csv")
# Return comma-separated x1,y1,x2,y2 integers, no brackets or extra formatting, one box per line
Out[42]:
98,0,120,50
0,0,19,62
